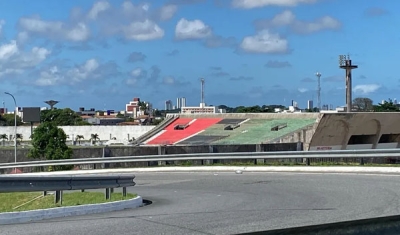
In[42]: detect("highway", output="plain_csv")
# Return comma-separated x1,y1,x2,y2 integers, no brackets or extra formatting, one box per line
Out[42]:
3,171,400,235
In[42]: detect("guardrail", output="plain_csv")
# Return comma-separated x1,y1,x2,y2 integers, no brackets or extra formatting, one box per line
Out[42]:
1,149,400,170
0,174,136,204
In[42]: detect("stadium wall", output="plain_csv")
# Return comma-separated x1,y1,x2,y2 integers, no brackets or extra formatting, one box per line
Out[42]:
309,113,400,150
0,125,155,143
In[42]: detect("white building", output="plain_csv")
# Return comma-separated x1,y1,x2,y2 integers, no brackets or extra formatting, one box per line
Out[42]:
181,103,223,114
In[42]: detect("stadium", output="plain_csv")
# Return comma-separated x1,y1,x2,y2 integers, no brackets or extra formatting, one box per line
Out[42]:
135,112,400,151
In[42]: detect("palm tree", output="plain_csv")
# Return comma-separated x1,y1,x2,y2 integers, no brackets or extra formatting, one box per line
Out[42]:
0,134,8,146
139,101,147,114
75,135,84,144
90,133,100,145
15,133,23,145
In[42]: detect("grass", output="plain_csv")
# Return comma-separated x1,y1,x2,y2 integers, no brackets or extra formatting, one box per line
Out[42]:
0,191,137,213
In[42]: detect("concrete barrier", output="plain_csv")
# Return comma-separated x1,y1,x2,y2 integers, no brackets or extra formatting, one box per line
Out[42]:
0,196,143,225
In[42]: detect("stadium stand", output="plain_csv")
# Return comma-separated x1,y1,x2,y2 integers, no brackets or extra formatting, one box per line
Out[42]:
197,118,316,145
146,118,222,145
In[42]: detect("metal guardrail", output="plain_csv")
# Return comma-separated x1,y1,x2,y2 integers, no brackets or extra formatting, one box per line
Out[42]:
0,174,136,204
1,149,400,170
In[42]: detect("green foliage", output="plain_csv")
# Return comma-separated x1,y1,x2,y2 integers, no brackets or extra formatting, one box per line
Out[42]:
0,114,23,126
28,122,73,171
373,99,399,112
40,108,90,126
353,97,374,112
152,118,164,125
90,133,100,144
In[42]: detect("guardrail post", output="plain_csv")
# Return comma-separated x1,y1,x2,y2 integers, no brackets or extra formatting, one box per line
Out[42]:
55,190,63,205
123,187,127,197
102,146,111,169
158,145,166,166
43,191,47,196
203,145,214,165
255,144,264,165
360,157,364,165
81,189,85,192
105,188,111,200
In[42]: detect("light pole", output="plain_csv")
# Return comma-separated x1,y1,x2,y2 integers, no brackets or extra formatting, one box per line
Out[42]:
5,92,17,168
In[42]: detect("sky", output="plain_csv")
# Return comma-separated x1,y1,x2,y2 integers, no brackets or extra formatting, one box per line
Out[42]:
0,0,399,111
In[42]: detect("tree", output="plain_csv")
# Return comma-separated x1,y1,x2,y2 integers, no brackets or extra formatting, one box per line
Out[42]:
75,135,84,144
353,97,374,112
0,114,23,126
374,99,399,112
0,134,8,146
28,122,73,171
41,108,90,126
15,133,23,145
90,133,100,145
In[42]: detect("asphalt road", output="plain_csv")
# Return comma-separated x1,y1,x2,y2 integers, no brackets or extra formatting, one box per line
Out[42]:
3,172,400,235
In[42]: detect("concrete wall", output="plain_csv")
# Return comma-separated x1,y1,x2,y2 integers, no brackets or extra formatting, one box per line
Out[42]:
0,125,155,142
0,143,299,164
309,113,400,150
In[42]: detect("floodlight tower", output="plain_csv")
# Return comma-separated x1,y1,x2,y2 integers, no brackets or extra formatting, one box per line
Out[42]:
200,78,205,107
315,72,322,111
44,100,59,110
339,55,358,112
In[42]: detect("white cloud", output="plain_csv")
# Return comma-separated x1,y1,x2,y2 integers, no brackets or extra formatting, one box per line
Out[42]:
239,30,288,54
175,18,212,40
163,76,175,84
126,67,147,85
354,84,381,94
255,10,341,34
298,88,308,93
232,0,317,8
0,40,18,61
291,16,341,34
87,1,110,20
0,40,51,78
159,5,178,21
18,17,90,42
35,58,118,86
36,66,64,86
122,20,164,41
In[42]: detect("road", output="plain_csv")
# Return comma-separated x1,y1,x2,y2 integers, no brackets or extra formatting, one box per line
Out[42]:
3,172,400,235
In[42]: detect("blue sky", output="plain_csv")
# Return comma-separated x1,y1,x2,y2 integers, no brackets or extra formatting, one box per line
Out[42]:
0,0,399,111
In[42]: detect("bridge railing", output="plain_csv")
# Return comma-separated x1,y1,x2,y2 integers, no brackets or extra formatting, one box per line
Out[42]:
1,149,400,171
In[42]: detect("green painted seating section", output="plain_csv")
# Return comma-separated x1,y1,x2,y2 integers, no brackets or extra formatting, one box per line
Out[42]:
199,119,316,144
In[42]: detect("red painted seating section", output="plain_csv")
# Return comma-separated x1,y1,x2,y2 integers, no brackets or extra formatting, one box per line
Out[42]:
147,118,222,145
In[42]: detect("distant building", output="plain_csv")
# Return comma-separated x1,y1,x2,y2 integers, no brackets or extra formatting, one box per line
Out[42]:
307,100,313,110
76,107,96,116
165,100,173,110
125,97,140,118
181,103,223,114
82,115,124,125
176,97,186,109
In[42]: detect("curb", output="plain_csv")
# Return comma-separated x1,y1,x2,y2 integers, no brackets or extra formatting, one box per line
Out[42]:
0,196,143,225
16,166,400,176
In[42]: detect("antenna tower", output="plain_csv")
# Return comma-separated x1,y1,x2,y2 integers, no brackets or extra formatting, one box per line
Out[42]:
200,78,205,104
339,54,358,112
315,72,322,110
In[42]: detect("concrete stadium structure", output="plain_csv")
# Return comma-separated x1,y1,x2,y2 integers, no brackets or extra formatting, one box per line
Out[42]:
138,112,400,151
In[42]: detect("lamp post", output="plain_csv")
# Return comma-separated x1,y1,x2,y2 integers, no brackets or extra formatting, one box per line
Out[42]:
5,92,17,168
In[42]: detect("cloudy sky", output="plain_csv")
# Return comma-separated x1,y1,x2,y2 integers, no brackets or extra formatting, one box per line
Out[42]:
0,0,399,111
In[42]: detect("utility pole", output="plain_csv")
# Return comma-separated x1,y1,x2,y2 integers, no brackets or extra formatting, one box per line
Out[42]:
339,55,358,112
315,72,322,111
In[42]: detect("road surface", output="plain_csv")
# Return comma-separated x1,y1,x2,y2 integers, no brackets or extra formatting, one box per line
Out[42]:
3,172,400,235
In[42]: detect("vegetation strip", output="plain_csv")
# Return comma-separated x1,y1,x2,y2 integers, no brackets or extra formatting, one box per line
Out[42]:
0,192,137,213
